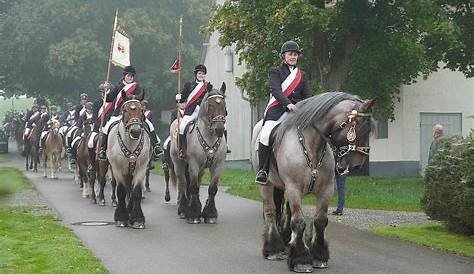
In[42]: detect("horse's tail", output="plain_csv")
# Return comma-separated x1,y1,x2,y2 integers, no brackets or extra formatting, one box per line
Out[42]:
273,188,285,227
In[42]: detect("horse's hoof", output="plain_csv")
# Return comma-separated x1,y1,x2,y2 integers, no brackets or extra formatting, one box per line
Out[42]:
312,260,328,269
146,187,151,192
186,217,201,224
131,222,145,229
53,177,58,180
178,212,186,219
43,175,47,178
165,193,171,202
265,251,287,261
293,264,313,273
204,217,217,224
112,201,118,207
99,200,106,206
116,221,128,228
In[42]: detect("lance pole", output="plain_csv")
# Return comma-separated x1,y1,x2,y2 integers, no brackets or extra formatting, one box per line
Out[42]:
176,15,183,156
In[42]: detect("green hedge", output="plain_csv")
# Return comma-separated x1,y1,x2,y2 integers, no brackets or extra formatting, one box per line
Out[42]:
422,132,474,235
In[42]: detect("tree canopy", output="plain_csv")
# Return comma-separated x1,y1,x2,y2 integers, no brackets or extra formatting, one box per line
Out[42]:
0,0,213,111
207,0,473,119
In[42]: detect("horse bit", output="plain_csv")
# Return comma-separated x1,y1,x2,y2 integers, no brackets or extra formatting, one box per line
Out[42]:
298,109,371,193
197,94,226,166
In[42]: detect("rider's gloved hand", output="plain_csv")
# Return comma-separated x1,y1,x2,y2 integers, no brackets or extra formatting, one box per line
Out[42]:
175,94,181,102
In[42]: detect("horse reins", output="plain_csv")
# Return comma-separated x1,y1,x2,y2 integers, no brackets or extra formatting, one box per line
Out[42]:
117,129,145,176
299,109,371,193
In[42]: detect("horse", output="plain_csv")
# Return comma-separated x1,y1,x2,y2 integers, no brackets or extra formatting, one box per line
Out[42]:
107,91,151,229
42,120,63,179
25,115,47,172
162,136,177,203
251,92,374,273
169,83,227,224
75,120,94,198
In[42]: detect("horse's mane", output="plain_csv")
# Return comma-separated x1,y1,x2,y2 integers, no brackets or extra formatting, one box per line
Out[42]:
273,92,362,148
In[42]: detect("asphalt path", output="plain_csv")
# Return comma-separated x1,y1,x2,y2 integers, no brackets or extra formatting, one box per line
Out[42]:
4,147,472,274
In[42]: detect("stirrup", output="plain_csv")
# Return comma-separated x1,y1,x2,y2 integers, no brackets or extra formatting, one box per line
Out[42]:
153,145,163,159
98,150,107,161
255,170,268,185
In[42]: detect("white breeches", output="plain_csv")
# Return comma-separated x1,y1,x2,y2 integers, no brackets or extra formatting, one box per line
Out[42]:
145,118,155,132
88,132,98,149
259,112,288,146
40,131,48,141
66,126,79,139
179,106,200,134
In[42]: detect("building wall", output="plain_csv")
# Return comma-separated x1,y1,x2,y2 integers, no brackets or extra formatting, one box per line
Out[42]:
369,68,474,176
203,31,253,161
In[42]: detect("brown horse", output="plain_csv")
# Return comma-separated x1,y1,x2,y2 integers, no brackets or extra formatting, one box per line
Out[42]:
169,83,227,224
25,115,47,172
43,120,63,179
251,92,374,272
76,120,94,198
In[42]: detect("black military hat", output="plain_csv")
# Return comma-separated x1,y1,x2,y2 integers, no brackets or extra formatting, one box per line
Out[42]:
194,64,207,75
123,65,136,75
280,40,301,55
50,105,57,111
85,102,93,110
98,81,111,91
80,93,88,100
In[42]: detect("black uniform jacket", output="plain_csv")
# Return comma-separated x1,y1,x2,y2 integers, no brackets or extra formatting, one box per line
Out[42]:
104,81,143,120
265,64,311,121
179,81,209,116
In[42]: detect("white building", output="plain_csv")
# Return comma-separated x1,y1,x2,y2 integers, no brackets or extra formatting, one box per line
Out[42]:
202,7,474,175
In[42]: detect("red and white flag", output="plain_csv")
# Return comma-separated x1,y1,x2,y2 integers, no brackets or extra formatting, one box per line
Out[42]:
111,31,130,68
169,57,181,73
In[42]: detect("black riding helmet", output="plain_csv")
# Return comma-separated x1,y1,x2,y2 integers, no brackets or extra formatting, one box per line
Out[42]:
123,65,136,76
194,64,207,75
80,93,88,100
280,40,302,55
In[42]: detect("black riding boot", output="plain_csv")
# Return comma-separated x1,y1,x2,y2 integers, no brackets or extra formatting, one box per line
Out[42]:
149,131,163,161
255,143,271,185
70,144,77,166
224,130,231,154
98,133,108,161
179,133,187,160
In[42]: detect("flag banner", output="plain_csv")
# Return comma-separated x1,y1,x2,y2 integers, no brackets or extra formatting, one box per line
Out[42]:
170,57,181,73
111,30,130,68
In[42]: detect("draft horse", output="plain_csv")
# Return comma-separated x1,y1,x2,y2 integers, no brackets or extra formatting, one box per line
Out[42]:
170,83,227,224
43,119,64,179
251,92,374,273
107,91,151,229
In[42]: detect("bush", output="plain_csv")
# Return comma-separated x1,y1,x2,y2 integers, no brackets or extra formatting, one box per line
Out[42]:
422,132,474,235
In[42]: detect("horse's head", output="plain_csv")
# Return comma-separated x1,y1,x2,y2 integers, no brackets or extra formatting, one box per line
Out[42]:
121,90,144,139
51,119,61,134
201,82,227,137
329,98,376,175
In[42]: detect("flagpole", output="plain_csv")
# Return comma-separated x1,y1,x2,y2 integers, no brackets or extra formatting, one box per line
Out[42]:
176,15,183,157
97,9,118,155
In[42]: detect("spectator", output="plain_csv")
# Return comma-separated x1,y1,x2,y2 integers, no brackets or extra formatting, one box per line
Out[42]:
428,124,444,162
332,175,346,216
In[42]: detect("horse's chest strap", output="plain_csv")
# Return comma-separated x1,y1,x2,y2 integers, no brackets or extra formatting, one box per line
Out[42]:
196,126,222,167
297,127,327,193
117,130,144,175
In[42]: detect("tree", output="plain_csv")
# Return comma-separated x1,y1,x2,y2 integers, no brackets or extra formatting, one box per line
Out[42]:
207,0,473,119
0,0,213,113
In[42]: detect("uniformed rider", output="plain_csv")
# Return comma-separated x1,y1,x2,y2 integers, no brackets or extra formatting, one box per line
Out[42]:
255,41,312,185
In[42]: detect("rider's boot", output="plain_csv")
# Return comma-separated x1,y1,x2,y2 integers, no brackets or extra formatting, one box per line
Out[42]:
178,133,187,160
70,144,77,166
98,133,108,161
255,143,271,185
149,131,163,161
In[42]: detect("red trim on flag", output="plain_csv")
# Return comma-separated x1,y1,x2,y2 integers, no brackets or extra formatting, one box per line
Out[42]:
170,58,181,73
185,82,208,110
267,70,302,110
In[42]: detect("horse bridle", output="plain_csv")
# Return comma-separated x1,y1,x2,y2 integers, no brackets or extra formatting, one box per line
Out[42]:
206,94,226,129
122,100,144,135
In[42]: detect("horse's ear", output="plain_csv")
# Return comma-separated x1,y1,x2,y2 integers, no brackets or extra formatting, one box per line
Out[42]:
360,98,377,113
206,83,213,93
121,90,128,102
220,82,226,94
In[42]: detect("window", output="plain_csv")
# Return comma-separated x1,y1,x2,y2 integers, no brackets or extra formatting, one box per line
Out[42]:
376,119,388,139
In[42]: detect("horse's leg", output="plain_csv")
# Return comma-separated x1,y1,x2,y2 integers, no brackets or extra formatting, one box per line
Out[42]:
129,182,145,229
88,165,97,204
163,160,171,202
261,185,286,261
185,162,201,224
202,173,219,224
309,193,331,269
286,188,313,273
176,164,188,218
110,175,117,207
81,169,89,198
145,164,151,192
114,182,128,227
43,150,47,178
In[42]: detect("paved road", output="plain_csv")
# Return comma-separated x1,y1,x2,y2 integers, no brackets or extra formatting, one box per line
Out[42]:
4,148,472,274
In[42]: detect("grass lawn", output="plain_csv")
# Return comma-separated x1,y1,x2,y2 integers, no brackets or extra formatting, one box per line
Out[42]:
0,154,8,163
152,162,424,212
0,167,109,273
0,168,31,197
371,224,474,257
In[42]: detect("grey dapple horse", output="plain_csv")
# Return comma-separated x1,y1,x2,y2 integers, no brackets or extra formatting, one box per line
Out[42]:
251,92,375,273
170,83,227,224
107,91,151,229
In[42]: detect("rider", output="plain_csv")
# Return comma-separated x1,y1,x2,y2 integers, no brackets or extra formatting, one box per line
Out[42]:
74,93,89,125
255,40,312,185
39,105,60,153
88,81,110,168
97,65,163,161
70,102,94,165
61,102,76,126
23,104,40,141
176,64,211,159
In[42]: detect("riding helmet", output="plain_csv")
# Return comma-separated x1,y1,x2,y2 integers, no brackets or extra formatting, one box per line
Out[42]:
98,81,111,91
85,102,94,110
280,40,301,55
194,64,207,75
80,93,88,100
123,65,136,76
